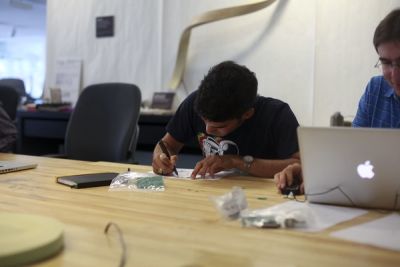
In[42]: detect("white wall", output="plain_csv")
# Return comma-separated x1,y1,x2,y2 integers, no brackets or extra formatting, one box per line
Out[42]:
46,0,162,102
46,0,400,126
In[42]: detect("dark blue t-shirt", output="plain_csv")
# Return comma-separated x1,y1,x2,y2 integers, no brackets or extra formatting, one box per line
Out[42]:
166,91,299,159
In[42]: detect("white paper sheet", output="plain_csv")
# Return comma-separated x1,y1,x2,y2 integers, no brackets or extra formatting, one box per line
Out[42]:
152,168,238,180
331,213,400,251
263,201,368,232
54,58,82,106
172,168,241,180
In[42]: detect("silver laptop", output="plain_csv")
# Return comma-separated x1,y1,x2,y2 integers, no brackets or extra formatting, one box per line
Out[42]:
298,126,400,210
0,161,37,174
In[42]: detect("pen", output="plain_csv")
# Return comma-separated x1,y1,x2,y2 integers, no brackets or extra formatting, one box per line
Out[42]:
158,140,179,176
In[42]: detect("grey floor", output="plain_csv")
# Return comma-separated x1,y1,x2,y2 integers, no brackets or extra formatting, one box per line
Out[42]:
134,150,203,169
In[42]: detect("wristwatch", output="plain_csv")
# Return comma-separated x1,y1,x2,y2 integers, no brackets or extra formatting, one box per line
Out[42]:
243,155,254,170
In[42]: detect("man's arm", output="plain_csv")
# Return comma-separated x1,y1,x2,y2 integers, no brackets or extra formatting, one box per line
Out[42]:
152,133,184,175
192,152,300,178
240,152,300,177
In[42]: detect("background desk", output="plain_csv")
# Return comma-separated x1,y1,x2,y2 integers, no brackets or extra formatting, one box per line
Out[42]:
16,110,70,155
0,153,399,267
16,110,199,159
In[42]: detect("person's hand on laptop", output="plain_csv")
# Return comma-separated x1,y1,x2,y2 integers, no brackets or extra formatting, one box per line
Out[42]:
274,163,304,195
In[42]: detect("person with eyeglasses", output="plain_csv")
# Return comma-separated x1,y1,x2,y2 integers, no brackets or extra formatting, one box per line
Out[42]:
275,9,400,195
353,8,400,128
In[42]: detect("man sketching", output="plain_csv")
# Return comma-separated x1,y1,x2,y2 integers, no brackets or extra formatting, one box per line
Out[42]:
152,61,300,178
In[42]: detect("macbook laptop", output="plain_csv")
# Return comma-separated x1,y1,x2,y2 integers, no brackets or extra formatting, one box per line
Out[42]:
0,161,37,174
298,126,400,210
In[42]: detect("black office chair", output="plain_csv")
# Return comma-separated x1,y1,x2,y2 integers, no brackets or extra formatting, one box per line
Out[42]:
63,83,141,163
0,85,20,121
0,78,27,102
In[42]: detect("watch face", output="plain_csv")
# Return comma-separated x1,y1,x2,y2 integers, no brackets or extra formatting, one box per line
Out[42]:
243,155,254,163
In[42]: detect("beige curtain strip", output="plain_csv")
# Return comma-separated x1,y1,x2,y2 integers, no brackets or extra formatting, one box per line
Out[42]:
168,0,278,90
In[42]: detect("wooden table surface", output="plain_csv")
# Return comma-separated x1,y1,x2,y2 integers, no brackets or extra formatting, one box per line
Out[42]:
0,153,399,267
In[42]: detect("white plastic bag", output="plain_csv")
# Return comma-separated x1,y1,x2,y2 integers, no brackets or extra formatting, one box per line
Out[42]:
109,170,165,192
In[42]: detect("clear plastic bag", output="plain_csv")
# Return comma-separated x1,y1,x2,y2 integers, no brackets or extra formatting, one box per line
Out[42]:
209,186,248,220
240,204,315,229
109,170,165,192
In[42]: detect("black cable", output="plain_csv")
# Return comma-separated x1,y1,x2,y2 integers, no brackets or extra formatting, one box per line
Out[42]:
287,187,400,212
104,222,127,267
284,186,355,206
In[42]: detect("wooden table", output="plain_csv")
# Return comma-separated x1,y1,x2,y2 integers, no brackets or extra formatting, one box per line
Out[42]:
0,153,399,267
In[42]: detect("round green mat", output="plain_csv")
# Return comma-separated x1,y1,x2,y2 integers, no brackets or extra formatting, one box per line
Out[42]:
0,212,64,266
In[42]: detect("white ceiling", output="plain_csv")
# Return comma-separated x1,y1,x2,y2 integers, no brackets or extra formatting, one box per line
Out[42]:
0,0,46,38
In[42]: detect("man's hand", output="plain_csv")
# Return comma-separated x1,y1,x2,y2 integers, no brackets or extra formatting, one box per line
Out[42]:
152,134,183,176
273,163,304,195
191,155,237,179
152,152,178,176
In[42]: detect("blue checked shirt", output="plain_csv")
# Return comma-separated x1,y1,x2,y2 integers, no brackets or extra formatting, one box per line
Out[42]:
353,76,400,128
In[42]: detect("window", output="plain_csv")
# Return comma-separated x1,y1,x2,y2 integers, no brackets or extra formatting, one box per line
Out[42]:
0,0,46,99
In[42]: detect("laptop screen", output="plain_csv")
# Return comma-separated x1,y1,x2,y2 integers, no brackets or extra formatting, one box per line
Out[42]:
298,126,400,210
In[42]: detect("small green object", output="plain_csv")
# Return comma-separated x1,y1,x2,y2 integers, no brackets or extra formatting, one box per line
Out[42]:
256,196,267,200
135,176,164,190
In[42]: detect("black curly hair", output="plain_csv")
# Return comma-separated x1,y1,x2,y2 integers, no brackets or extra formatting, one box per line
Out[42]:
194,61,258,122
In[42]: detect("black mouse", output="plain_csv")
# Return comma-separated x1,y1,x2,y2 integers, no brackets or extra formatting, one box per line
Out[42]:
281,177,301,195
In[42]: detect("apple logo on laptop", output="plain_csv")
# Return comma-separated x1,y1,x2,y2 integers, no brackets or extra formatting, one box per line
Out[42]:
357,160,375,179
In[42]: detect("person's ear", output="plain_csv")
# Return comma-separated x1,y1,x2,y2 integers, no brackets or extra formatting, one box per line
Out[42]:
242,108,255,120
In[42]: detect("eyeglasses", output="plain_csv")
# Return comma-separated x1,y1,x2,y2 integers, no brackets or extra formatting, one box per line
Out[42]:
374,59,400,71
